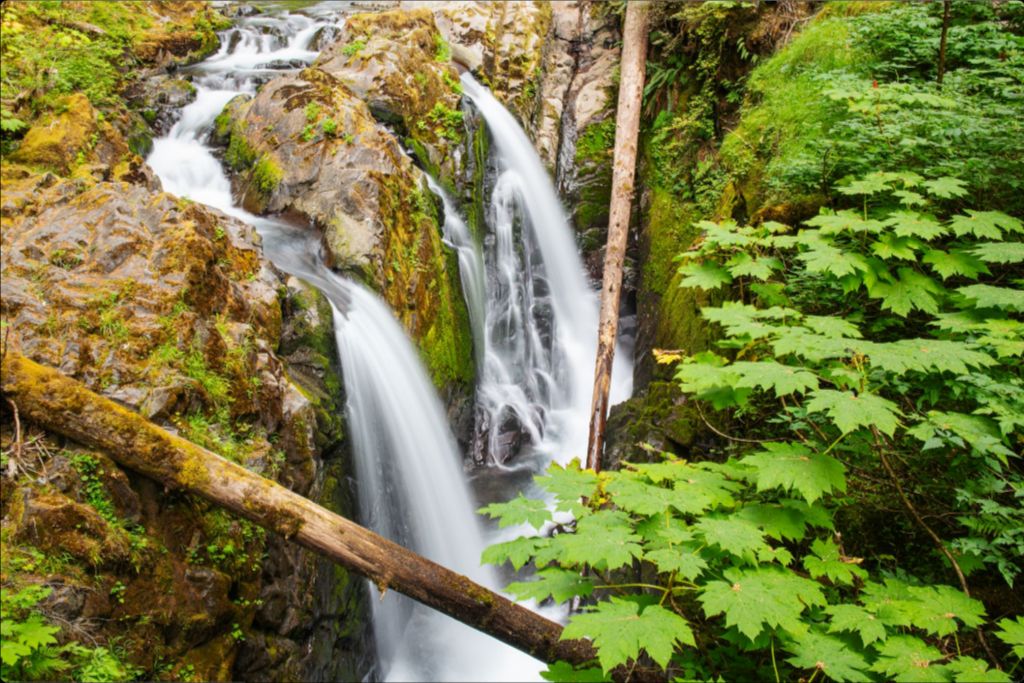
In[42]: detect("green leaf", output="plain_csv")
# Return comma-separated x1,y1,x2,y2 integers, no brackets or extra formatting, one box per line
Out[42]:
546,510,643,571
971,242,1024,264
694,516,771,560
482,536,545,570
479,494,552,530
922,176,968,199
804,315,863,339
605,473,682,517
803,538,867,585
731,361,820,397
799,236,869,278
726,253,783,279
922,249,989,280
561,598,694,673
537,460,599,516
805,389,901,436
870,635,944,681
678,261,732,290
805,210,885,235
741,442,846,503
540,661,610,683
949,210,1022,239
872,233,923,260
735,502,816,542
699,566,826,641
644,547,709,580
702,302,797,339
506,568,594,604
995,616,1024,659
942,656,1012,683
784,630,871,683
837,174,895,196
867,268,942,317
957,284,1024,312
858,339,997,376
826,603,888,646
887,210,947,240
914,585,985,636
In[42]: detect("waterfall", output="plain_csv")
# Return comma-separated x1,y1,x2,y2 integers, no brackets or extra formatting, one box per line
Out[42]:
459,74,632,467
146,9,542,682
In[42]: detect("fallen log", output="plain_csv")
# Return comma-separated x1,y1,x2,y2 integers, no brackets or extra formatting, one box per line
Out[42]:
0,353,600,670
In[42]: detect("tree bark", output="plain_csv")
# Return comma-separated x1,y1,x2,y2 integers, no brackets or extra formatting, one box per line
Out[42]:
937,0,951,85
0,353,602,669
586,1,651,472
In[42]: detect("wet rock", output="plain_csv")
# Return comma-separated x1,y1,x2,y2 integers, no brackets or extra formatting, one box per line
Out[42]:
0,179,282,421
603,381,701,471
221,66,474,395
124,76,198,136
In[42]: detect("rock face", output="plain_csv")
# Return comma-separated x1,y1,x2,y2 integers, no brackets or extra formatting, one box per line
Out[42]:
220,23,474,397
0,171,368,681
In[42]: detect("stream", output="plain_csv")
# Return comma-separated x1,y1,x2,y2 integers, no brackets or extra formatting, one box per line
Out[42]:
146,2,631,680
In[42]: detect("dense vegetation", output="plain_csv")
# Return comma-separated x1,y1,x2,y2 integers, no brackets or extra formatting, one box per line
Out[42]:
484,2,1023,681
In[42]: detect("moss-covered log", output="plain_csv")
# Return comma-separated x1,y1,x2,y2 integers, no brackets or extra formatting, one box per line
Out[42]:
0,353,602,670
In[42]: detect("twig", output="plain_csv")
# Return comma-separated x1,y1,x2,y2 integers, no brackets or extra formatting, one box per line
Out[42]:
5,397,24,479
694,401,780,445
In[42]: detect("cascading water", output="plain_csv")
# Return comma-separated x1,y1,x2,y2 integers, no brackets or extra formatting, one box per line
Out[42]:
145,6,542,682
459,74,632,468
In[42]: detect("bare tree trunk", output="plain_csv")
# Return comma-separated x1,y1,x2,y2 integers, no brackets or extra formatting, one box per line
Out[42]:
937,0,951,85
586,1,651,472
1,353,602,669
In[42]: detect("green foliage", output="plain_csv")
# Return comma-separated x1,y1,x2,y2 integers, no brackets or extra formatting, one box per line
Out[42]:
433,32,451,62
1,585,138,682
423,102,463,142
341,38,367,57
251,154,283,196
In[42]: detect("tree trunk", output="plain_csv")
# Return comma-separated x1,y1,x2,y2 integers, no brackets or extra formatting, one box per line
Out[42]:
0,353,602,669
937,0,951,85
586,1,651,472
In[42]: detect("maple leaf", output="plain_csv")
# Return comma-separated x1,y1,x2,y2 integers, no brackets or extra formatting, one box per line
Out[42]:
957,284,1024,312
699,566,826,641
858,338,997,376
870,635,943,681
826,604,888,646
536,460,598,516
804,210,885,234
605,473,683,516
872,233,923,260
922,249,989,280
784,630,871,683
803,315,863,339
886,210,947,240
735,502,822,542
941,656,1012,683
545,510,643,571
995,616,1024,659
479,494,551,530
726,253,783,279
867,267,942,316
481,536,546,570
506,568,594,604
678,261,732,290
695,516,772,560
644,547,709,580
730,361,820,397
561,598,694,673
741,442,846,503
949,210,1022,239
803,538,866,585
805,389,902,436
971,241,1024,264
922,176,968,199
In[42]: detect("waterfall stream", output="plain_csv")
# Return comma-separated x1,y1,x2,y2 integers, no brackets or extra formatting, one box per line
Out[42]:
146,3,631,681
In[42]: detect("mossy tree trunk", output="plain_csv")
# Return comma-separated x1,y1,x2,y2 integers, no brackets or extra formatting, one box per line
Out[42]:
0,353,600,669
586,1,651,472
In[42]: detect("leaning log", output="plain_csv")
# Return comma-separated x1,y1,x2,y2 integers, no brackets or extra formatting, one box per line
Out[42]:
586,1,651,472
0,353,597,668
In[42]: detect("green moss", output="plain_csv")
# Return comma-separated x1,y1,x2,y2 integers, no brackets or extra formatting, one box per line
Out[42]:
574,118,616,166
718,16,871,212
642,188,700,299
423,102,463,143
225,127,258,171
251,154,283,196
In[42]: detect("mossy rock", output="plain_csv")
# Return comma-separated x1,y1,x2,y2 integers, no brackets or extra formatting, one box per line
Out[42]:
10,94,97,174
603,381,701,471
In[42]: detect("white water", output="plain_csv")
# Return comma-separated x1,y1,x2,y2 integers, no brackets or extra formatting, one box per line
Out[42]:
460,75,632,468
146,7,542,682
